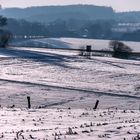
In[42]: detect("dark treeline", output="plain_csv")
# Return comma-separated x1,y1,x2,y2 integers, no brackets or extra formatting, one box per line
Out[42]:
0,5,115,23
0,5,116,39
6,18,49,37
4,18,115,39
2,5,140,23
1,5,140,42
4,18,140,42
122,30,140,41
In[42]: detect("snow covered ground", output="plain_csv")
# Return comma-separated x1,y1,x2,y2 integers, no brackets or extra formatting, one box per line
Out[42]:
11,37,140,52
0,108,140,140
0,47,140,109
0,38,140,139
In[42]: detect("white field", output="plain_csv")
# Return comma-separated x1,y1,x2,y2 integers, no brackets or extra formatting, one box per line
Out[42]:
0,108,140,140
0,38,140,139
11,37,140,52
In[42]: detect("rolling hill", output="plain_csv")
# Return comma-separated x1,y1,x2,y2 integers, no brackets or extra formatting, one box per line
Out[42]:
0,5,115,23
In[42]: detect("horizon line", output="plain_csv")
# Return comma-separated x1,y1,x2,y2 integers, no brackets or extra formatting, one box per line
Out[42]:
1,4,139,13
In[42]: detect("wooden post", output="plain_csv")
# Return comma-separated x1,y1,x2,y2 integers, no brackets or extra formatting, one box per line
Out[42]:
86,45,92,58
27,96,31,109
86,45,92,52
93,100,99,110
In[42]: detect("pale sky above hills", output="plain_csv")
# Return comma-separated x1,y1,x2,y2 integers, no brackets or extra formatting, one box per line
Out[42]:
0,0,139,12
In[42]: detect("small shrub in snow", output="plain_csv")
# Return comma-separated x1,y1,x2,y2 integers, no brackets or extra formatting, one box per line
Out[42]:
66,127,78,135
0,30,12,48
0,16,12,48
109,40,132,59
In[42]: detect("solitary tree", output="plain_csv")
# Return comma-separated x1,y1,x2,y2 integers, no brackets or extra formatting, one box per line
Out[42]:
109,40,132,59
0,15,12,48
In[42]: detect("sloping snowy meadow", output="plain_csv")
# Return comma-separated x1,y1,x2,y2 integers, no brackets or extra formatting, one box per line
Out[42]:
0,38,140,139
11,37,140,52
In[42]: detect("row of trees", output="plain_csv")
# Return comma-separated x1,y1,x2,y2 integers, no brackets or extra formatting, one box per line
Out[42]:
4,18,115,39
3,17,140,42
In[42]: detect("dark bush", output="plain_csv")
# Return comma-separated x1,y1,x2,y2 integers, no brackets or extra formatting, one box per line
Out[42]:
0,29,12,48
0,15,12,48
109,40,132,59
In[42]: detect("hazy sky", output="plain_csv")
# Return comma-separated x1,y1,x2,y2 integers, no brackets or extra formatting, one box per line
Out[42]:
0,0,139,12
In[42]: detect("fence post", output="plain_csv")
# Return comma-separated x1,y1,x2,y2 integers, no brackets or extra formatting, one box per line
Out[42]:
27,96,31,109
86,45,92,58
93,100,99,110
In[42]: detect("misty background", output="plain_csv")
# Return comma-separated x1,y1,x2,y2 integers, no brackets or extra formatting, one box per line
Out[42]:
0,0,140,12
0,3,140,42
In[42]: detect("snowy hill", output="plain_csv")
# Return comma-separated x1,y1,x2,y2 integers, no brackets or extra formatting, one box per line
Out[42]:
0,5,114,23
0,42,140,139
11,37,140,52
0,46,140,109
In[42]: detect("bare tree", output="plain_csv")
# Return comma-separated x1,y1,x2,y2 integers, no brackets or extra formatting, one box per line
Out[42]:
109,40,132,59
0,16,12,48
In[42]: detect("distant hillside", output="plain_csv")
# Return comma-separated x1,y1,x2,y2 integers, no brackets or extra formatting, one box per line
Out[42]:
0,5,115,23
116,11,140,22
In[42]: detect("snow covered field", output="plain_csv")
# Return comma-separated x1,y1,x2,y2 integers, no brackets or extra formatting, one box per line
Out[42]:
0,47,140,109
0,38,140,139
11,37,140,52
0,108,140,140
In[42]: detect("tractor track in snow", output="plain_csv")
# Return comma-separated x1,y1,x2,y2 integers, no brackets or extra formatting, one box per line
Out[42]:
0,78,140,100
